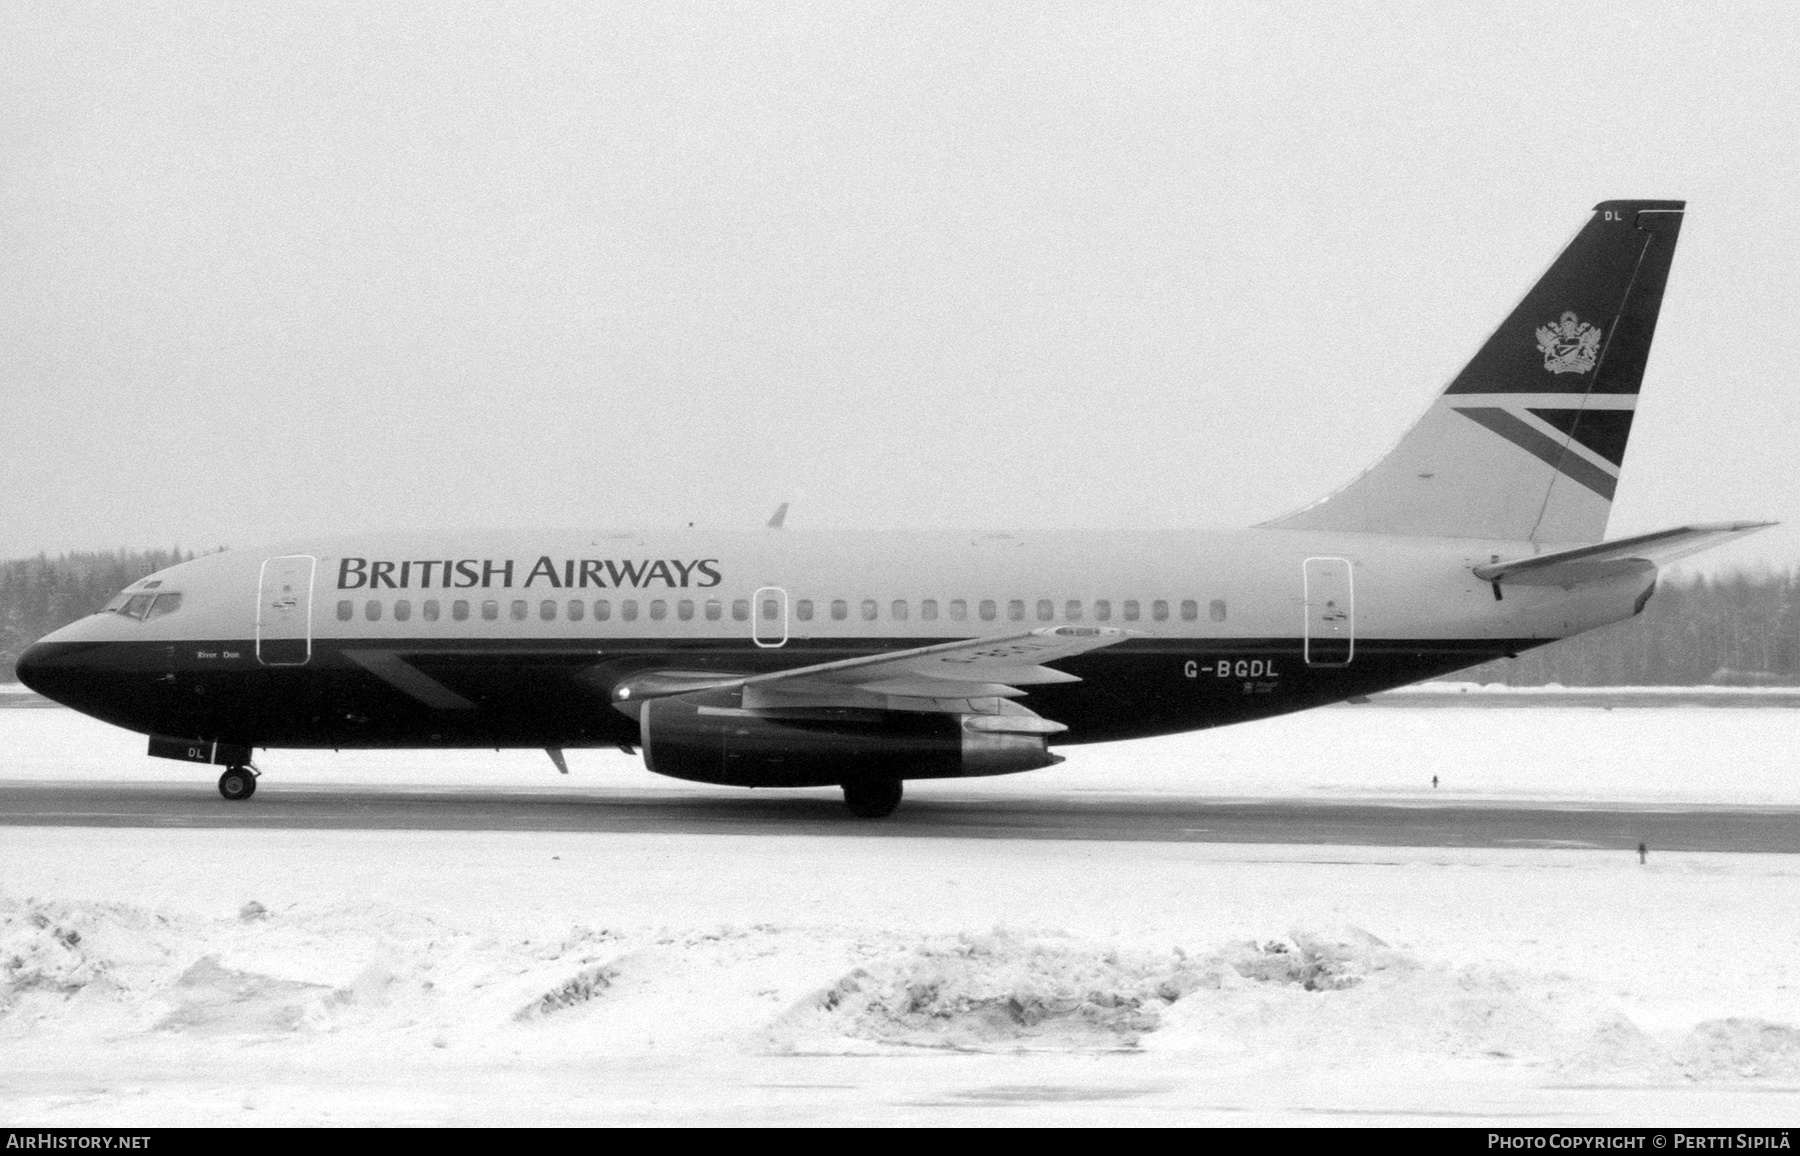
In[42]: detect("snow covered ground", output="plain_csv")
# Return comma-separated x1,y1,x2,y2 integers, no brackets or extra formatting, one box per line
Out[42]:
4,692,1800,1125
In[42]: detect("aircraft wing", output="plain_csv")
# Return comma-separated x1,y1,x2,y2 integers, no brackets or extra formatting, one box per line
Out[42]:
612,626,1133,734
739,625,1131,690
1473,522,1775,587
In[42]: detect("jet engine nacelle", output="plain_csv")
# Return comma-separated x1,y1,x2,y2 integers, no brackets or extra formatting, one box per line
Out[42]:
638,694,1059,788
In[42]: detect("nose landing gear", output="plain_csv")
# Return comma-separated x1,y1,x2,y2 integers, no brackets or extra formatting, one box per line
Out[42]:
218,765,259,800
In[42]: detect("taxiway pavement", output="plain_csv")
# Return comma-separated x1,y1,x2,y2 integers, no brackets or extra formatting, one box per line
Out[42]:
3,781,1796,852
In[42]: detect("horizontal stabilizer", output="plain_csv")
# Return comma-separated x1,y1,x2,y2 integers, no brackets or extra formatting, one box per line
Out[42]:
1474,522,1775,587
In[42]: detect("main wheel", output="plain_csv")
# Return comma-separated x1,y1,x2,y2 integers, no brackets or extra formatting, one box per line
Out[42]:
842,778,903,819
218,766,257,800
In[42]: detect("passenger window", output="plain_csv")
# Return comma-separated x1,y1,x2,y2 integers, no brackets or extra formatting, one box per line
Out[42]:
1066,600,1082,621
336,600,353,622
731,599,748,622
121,593,154,620
861,599,877,621
922,599,939,621
510,600,527,621
540,600,556,621
595,600,612,621
650,600,667,620
366,600,382,622
831,600,847,621
482,600,499,621
568,600,584,621
1153,600,1169,622
424,600,441,622
146,593,183,619
1007,600,1024,621
453,600,470,622
705,599,721,621
1181,599,1198,622
949,599,967,621
891,600,908,621
1123,600,1140,622
1037,599,1054,622
623,600,639,621
796,600,814,621
678,600,694,621
761,598,779,621
979,600,996,621
394,599,412,622
1095,600,1111,622
1210,599,1227,622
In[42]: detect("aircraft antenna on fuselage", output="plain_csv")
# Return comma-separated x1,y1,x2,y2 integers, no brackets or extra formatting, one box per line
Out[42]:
767,502,789,530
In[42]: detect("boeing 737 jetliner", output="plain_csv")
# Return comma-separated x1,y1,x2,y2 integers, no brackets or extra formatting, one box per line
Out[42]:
18,200,1770,816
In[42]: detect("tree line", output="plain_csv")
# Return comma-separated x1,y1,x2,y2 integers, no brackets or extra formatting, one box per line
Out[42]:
1,551,1796,686
1456,570,1800,686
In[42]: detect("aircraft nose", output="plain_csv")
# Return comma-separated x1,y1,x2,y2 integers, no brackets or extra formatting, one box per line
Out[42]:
13,635,107,712
15,626,164,733
15,641,51,697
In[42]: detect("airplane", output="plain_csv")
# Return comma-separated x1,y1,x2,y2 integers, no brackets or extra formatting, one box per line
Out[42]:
17,199,1772,817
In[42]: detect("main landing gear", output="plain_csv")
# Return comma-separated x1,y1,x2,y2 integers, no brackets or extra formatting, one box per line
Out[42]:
217,765,259,801
842,778,903,819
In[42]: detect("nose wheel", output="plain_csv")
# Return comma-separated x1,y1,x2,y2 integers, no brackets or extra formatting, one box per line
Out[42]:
218,765,259,800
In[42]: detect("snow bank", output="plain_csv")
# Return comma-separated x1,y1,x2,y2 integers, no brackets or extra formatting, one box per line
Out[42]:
1678,1020,1800,1080
5,824,1800,1125
770,928,1378,1052
762,924,1800,1083
0,901,107,1004
9,891,1800,1120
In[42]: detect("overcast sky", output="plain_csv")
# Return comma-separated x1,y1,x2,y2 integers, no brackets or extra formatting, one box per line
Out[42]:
3,1,1796,573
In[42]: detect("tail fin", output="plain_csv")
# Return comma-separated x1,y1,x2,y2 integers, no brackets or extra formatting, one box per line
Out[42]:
1265,200,1685,542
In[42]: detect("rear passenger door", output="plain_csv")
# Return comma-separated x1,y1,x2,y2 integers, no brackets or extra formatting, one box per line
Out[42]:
1302,557,1353,666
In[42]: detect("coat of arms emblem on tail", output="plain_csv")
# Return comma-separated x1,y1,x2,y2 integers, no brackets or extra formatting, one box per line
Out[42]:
1535,311,1602,375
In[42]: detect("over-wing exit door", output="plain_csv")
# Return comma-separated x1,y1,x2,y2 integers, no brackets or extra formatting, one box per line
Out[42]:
752,586,788,648
1303,557,1353,666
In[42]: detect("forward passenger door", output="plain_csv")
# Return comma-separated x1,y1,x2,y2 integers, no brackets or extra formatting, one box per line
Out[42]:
257,555,316,666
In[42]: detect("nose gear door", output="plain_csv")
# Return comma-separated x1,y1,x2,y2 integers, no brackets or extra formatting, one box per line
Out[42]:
257,555,316,666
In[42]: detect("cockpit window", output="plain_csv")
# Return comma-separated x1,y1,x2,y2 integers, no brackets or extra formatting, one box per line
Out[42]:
110,586,182,621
